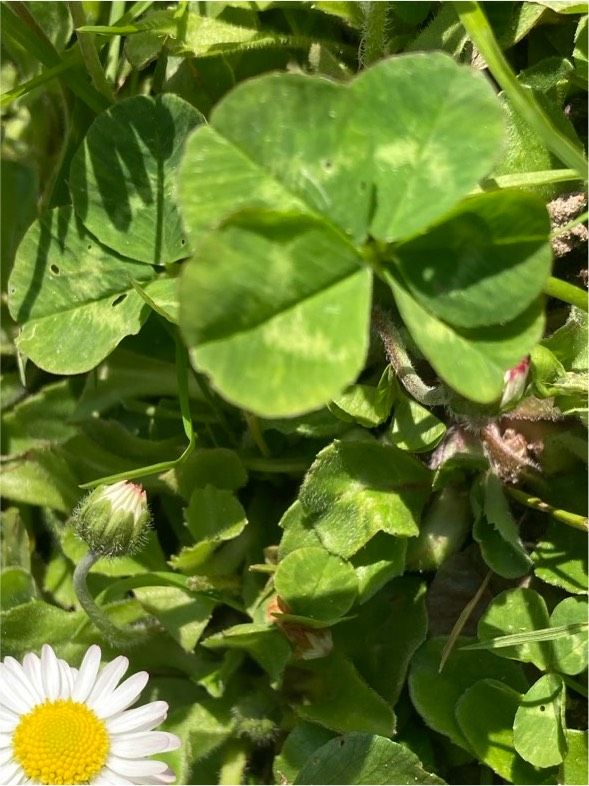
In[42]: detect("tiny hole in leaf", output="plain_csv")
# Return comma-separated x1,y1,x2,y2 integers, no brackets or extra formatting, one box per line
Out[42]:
111,294,127,307
50,264,60,275
87,244,92,250
323,159,332,171
540,705,546,712
181,238,186,246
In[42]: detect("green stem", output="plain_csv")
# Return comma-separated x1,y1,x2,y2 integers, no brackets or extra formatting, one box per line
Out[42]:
456,2,587,178
506,486,588,532
543,277,588,312
68,1,115,102
476,169,582,192
360,1,388,67
73,551,150,647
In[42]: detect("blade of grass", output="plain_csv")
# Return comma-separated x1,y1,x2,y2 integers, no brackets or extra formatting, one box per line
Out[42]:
1,3,108,113
68,1,115,102
439,570,493,673
455,1,588,178
460,622,588,651
0,51,82,108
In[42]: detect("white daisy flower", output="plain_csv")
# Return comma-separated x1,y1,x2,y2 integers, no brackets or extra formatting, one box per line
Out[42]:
0,644,181,785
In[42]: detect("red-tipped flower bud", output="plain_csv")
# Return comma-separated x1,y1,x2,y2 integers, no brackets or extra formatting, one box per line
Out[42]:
73,480,151,556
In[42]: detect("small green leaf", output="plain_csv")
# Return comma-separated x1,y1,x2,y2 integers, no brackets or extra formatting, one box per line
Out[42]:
549,597,588,675
2,380,78,455
294,733,445,785
393,191,551,328
7,207,162,374
330,369,395,428
0,567,36,610
274,722,336,785
388,390,446,453
179,210,371,417
185,486,247,544
483,472,533,571
292,652,395,736
532,520,588,594
133,585,215,652
477,588,552,669
299,439,432,558
560,730,588,785
388,274,545,404
174,449,247,500
70,94,204,265
456,679,555,784
351,532,407,604
334,576,427,705
0,447,80,513
408,636,528,751
274,546,358,622
203,623,291,685
514,674,567,768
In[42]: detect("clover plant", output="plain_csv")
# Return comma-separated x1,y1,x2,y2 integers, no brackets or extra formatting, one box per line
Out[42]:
1,2,587,785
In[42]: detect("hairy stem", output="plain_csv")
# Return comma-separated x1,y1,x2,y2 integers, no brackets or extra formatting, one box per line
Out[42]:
359,1,388,67
73,551,151,646
372,307,447,405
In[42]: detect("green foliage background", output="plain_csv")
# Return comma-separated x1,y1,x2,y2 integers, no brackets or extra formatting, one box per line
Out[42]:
1,2,588,784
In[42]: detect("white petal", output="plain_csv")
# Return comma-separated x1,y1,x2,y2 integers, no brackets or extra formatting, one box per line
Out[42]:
0,732,12,748
2,659,40,707
92,767,134,785
110,731,181,758
106,756,169,777
137,771,177,785
22,654,44,701
0,665,32,715
5,765,28,786
0,707,19,733
107,701,168,734
40,645,60,701
93,672,148,719
0,747,14,765
0,761,23,783
71,644,102,703
0,657,39,712
57,659,74,700
87,656,128,708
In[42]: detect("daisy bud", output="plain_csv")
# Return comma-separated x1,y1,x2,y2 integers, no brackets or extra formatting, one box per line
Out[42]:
72,481,151,556
500,356,530,409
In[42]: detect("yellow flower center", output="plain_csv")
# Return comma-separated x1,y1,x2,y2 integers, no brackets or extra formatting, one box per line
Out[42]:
12,699,110,785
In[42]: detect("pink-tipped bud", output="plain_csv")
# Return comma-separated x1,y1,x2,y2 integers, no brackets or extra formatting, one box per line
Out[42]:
501,357,530,409
72,480,151,556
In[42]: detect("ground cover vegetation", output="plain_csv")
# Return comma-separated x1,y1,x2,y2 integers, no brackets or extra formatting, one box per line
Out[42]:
1,1,588,784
